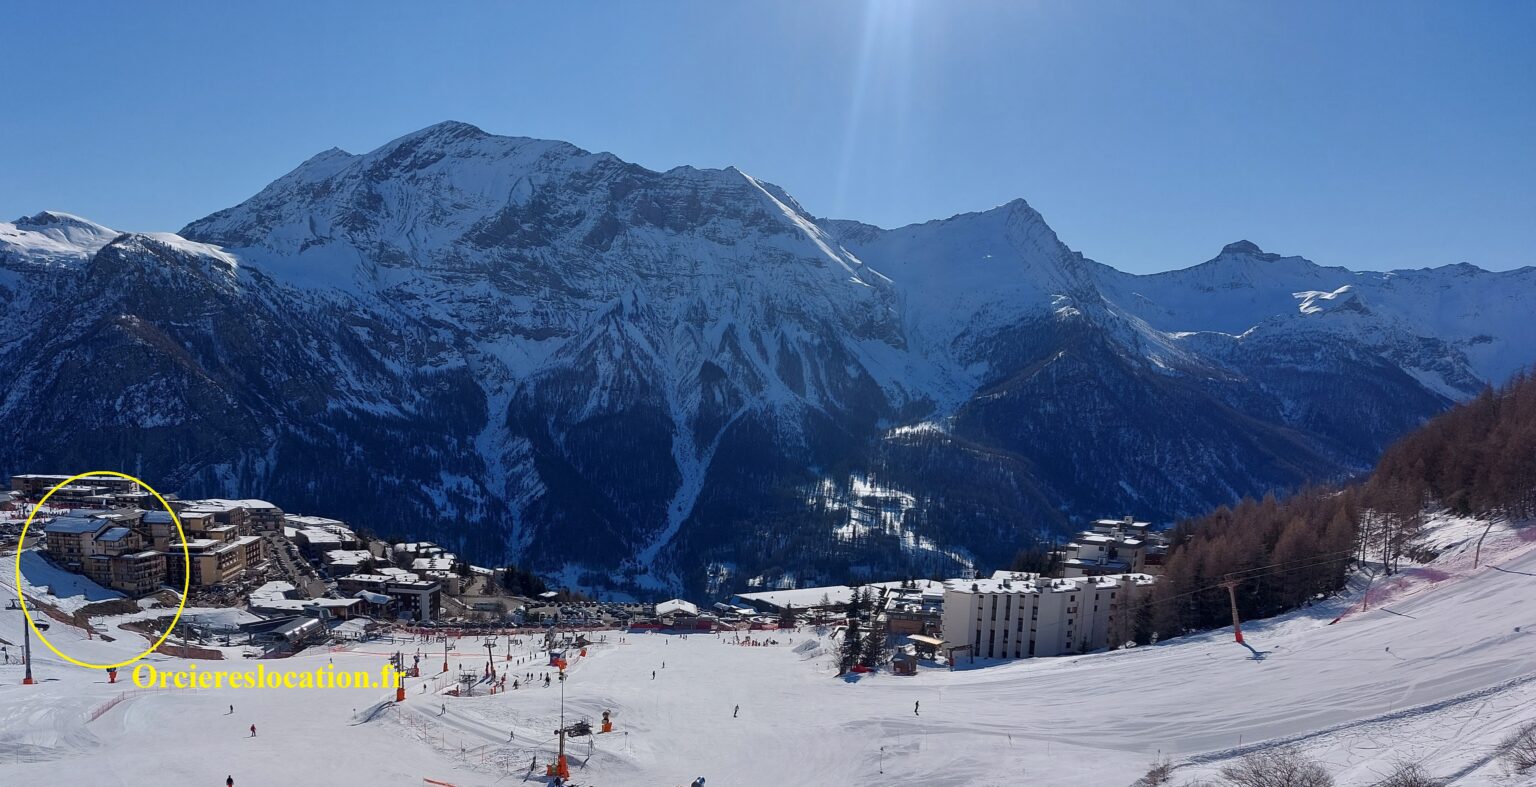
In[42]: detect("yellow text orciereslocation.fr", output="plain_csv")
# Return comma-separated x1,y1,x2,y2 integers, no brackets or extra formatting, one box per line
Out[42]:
132,661,399,690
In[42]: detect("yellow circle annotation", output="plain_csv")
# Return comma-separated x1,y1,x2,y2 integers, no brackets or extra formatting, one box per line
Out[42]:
12,470,191,671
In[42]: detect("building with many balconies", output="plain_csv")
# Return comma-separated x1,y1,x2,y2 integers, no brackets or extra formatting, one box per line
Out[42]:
940,571,1156,661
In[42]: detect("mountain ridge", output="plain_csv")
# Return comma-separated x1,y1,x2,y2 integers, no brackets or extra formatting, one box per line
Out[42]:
3,121,1533,597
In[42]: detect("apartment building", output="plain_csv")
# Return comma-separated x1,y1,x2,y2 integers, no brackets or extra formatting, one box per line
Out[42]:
141,507,268,589
183,498,283,532
25,478,277,593
1055,516,1167,577
176,499,252,534
12,473,143,502
289,516,360,557
41,513,167,596
866,580,946,636
107,550,168,596
940,572,1156,661
337,572,442,621
41,515,104,569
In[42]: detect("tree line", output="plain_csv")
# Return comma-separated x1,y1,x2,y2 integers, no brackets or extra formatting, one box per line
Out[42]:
1143,369,1536,640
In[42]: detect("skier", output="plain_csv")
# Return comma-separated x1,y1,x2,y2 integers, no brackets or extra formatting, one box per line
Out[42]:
249,724,257,737
440,703,446,716
691,778,707,787
651,670,656,680
733,704,739,718
228,704,233,715
226,777,234,787
914,700,920,716
509,729,515,741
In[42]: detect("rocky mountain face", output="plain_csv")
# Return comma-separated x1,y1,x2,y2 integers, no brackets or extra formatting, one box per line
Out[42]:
4,121,1532,596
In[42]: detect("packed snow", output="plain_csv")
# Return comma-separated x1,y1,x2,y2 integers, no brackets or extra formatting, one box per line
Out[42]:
1,515,1533,785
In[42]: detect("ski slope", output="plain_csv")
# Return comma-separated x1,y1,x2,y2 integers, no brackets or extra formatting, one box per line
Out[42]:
1,520,1534,786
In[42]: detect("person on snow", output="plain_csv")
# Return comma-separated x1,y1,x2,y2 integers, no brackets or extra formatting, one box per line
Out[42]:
226,776,234,787
691,778,706,787
733,705,739,718
914,700,920,716
651,670,656,680
249,724,256,737
228,704,233,715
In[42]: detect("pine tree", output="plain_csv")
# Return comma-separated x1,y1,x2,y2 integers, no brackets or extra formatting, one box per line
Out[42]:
778,604,797,630
1132,593,1155,645
860,616,889,668
840,618,862,673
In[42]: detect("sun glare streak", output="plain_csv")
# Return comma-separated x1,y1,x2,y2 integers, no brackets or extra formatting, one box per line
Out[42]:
832,0,918,222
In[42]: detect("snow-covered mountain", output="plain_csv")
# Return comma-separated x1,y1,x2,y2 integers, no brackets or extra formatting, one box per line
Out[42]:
3,121,1532,595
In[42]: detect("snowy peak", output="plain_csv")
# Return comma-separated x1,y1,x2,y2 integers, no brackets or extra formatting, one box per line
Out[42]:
287,146,358,181
6,121,1536,597
1,211,121,267
14,210,117,238
1295,284,1368,316
185,123,807,258
397,118,489,142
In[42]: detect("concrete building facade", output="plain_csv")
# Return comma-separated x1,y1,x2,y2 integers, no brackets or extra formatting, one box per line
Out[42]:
940,572,1155,661
1055,517,1165,577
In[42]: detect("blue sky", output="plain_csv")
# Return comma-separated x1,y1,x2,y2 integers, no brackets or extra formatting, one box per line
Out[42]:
2,1,1532,273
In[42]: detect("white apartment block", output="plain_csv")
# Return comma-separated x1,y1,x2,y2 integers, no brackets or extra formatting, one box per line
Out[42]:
941,572,1155,660
1056,516,1163,577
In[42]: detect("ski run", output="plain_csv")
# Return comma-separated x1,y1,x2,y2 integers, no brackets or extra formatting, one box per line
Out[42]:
0,513,1532,786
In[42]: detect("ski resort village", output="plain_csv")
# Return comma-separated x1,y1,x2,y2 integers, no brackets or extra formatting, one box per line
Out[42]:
2,472,1166,664
4,469,1536,786
5,5,1536,783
